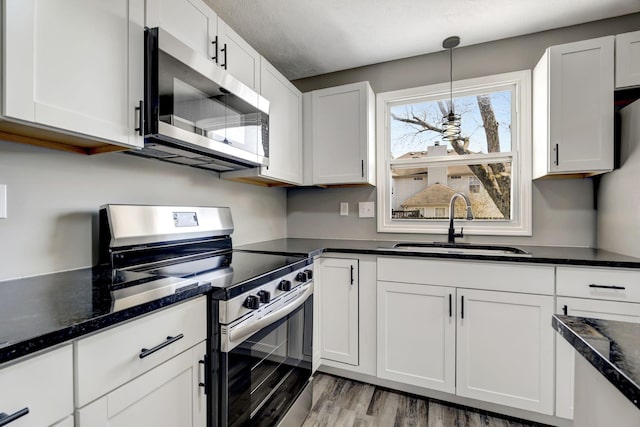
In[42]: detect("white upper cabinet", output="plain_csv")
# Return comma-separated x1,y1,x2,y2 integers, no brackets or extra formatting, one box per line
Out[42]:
258,59,302,184
217,19,261,92
145,0,217,61
616,30,640,89
146,0,260,91
533,36,614,178
304,81,376,186
3,0,145,150
222,58,303,185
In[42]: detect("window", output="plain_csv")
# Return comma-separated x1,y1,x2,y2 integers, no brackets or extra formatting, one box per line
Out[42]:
376,70,532,236
468,177,481,194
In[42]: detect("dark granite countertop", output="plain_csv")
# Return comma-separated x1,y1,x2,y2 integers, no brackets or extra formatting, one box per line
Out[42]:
553,315,640,410
236,238,640,268
4,238,640,367
0,267,210,365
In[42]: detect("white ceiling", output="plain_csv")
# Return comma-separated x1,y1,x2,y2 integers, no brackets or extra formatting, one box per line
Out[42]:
206,0,640,80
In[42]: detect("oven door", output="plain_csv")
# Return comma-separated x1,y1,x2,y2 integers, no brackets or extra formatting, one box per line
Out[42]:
215,286,313,427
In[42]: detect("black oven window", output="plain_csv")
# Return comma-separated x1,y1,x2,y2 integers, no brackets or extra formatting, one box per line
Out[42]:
224,299,312,427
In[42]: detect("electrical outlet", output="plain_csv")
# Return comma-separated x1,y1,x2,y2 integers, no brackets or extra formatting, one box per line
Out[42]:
358,201,375,218
0,185,6,219
340,202,349,216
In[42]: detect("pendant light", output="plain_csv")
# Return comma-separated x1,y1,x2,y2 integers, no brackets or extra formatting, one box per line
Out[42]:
442,36,461,144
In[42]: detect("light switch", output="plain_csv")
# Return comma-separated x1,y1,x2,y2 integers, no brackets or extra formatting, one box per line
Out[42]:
340,202,349,216
358,201,375,218
0,185,6,219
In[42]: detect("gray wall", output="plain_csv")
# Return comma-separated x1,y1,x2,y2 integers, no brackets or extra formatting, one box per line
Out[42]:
0,140,286,281
287,13,640,247
597,99,640,257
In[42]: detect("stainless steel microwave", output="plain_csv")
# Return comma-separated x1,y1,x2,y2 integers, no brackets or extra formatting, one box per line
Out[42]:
128,27,269,172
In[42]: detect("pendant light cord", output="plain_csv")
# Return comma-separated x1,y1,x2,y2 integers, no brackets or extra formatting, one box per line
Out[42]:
449,47,453,114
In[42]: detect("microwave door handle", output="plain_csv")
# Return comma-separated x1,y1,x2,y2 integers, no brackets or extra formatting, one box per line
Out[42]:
227,283,313,346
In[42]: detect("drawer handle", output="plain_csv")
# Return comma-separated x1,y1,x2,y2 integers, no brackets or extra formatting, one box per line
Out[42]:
0,408,29,426
589,284,626,291
139,334,184,359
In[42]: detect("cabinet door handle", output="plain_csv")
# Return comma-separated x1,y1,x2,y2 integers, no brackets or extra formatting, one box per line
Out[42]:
350,265,354,285
554,143,559,166
198,358,207,394
449,294,452,318
589,284,626,290
562,304,568,316
220,43,227,69
134,100,143,136
361,160,364,178
139,334,184,359
460,296,464,319
211,35,219,63
0,408,29,426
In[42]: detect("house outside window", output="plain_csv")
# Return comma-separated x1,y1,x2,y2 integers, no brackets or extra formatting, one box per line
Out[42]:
376,70,532,236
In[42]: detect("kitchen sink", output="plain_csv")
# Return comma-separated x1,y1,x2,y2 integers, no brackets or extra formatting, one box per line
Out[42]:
390,242,531,256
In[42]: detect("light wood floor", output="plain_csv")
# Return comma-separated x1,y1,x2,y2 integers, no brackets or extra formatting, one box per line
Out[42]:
302,373,551,427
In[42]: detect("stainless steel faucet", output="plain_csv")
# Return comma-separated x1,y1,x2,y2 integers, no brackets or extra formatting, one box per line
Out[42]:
448,192,474,244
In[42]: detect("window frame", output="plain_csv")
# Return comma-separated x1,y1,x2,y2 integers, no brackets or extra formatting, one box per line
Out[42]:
376,70,532,236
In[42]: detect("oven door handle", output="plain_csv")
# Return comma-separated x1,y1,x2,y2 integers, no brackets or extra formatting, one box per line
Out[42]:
227,283,313,347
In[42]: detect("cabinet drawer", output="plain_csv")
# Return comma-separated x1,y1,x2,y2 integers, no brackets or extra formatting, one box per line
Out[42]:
377,257,554,295
556,266,640,302
0,345,72,427
75,296,206,407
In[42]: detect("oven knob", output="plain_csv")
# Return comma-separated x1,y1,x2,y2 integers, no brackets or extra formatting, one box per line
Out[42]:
278,280,292,291
257,290,271,304
304,269,313,279
295,272,307,282
243,295,260,310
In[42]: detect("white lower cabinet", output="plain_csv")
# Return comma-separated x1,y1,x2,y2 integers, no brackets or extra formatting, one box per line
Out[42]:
317,257,359,365
455,289,554,414
554,297,640,419
377,281,455,393
51,416,74,427
0,345,73,427
74,297,207,427
375,257,555,416
76,341,206,427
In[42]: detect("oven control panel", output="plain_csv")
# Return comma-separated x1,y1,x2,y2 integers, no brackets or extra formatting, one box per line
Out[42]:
218,265,313,325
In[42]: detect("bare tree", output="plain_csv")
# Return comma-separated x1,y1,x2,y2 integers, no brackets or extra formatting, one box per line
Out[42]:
391,94,511,218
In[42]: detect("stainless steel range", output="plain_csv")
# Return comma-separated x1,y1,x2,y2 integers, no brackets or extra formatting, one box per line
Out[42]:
98,204,314,427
